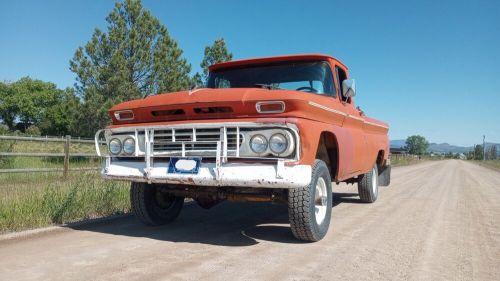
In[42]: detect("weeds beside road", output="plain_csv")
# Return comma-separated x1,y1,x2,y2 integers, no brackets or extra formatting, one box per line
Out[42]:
390,154,425,167
473,160,500,171
1,138,129,234
0,172,129,233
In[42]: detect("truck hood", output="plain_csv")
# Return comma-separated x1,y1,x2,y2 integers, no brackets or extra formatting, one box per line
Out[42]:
108,88,389,132
110,88,316,124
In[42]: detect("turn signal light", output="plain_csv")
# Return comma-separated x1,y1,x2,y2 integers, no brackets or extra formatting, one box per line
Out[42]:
114,110,134,121
256,101,285,113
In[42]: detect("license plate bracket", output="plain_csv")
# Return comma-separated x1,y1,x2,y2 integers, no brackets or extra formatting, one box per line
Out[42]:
167,157,201,174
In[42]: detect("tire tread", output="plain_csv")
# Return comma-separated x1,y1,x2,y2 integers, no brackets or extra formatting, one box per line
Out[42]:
288,160,331,242
358,165,378,203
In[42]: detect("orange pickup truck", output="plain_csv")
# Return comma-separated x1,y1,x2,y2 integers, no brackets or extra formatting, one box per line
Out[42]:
95,54,391,241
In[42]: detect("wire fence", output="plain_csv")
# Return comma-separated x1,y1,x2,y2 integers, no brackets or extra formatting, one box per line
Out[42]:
0,135,103,176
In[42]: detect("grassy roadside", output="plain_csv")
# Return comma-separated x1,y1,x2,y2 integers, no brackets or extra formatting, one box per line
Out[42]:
0,172,130,234
390,155,425,167
472,160,500,171
1,139,129,234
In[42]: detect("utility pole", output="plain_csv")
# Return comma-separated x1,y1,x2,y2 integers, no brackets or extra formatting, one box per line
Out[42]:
483,135,486,161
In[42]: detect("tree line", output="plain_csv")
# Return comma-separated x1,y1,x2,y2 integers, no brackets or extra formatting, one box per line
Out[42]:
401,135,499,160
0,0,232,137
466,144,498,160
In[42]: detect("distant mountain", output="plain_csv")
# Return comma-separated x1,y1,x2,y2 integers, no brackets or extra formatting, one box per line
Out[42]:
391,139,500,154
427,143,472,154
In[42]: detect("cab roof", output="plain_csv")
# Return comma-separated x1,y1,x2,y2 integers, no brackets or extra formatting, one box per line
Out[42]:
208,54,348,72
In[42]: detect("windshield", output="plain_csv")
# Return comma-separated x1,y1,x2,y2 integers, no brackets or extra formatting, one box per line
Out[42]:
207,61,335,96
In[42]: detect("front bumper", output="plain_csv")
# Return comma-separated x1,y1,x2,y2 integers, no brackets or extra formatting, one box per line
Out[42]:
102,161,311,188
97,122,308,189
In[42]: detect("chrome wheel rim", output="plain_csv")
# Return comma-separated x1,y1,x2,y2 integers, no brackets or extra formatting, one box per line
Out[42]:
372,167,378,195
314,177,328,225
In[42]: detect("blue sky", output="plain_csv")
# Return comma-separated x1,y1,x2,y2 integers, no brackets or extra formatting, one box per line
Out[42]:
1,0,499,146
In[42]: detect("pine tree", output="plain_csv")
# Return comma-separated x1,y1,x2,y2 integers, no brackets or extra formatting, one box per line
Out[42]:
70,0,191,136
193,38,233,87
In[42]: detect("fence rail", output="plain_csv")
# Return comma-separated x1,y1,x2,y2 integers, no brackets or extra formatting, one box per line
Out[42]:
0,135,104,144
0,152,99,157
1,135,103,176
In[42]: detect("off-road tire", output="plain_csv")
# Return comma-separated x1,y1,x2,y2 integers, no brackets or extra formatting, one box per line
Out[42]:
358,164,379,203
378,164,391,186
130,182,184,226
288,159,332,242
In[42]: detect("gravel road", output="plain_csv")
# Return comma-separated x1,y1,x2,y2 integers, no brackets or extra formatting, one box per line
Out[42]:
0,160,499,281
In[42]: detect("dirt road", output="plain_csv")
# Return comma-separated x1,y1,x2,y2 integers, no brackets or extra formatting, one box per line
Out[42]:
0,160,499,281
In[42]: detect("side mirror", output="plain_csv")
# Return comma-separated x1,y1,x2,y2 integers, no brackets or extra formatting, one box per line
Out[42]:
342,79,356,99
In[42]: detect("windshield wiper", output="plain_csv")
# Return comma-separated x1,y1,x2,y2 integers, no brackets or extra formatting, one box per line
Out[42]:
253,83,282,90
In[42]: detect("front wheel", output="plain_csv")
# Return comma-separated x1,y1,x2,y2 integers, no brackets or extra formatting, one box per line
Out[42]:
130,182,184,226
358,164,379,203
288,160,332,242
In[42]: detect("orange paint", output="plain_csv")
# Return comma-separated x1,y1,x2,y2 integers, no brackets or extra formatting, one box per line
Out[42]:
107,54,389,182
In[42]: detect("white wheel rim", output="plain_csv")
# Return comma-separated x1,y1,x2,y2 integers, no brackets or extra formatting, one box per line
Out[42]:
372,167,377,195
315,177,328,225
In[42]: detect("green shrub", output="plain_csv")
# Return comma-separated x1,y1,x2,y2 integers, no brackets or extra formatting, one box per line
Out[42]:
25,125,41,136
0,139,15,168
0,124,9,135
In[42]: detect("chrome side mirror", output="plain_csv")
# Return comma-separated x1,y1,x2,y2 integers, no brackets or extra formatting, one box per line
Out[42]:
342,79,356,99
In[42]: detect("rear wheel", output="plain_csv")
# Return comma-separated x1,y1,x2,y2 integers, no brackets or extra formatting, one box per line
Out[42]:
378,164,391,186
288,160,332,242
130,182,184,226
358,165,379,203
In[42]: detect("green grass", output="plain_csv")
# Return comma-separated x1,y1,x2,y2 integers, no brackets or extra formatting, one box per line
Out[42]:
1,156,101,169
1,139,104,170
473,160,500,171
2,138,101,153
11,140,98,154
390,154,424,167
0,138,130,234
0,172,130,233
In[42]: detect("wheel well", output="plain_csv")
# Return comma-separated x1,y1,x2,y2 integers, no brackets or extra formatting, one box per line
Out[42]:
376,150,385,168
315,132,338,180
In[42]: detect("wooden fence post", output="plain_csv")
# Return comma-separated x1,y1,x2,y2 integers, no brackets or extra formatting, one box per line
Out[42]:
63,135,71,178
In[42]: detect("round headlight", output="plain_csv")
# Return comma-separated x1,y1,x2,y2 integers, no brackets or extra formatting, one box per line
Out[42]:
122,138,135,155
250,134,268,154
269,133,288,154
108,138,122,155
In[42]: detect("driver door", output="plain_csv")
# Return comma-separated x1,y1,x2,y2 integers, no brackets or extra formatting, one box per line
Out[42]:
335,66,367,175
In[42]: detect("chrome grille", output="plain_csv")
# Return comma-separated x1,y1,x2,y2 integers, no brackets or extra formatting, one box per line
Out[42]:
153,127,243,156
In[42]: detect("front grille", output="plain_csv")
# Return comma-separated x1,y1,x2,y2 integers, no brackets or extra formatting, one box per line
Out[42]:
153,127,243,156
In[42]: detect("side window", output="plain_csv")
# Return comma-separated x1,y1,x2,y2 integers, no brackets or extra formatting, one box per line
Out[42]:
335,66,349,102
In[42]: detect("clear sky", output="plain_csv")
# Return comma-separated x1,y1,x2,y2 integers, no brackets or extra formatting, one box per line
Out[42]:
1,0,499,146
